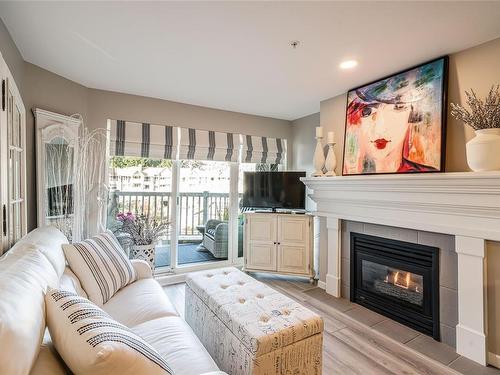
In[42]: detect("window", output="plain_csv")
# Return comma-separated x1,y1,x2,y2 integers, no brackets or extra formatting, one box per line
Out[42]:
0,56,27,253
107,156,174,270
107,120,287,274
177,160,231,264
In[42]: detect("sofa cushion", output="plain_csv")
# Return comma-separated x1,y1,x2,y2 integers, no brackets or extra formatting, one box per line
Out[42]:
45,288,172,375
10,226,68,278
103,278,179,327
131,259,153,280
132,316,220,375
29,330,69,375
63,231,137,306
59,267,88,298
0,245,59,375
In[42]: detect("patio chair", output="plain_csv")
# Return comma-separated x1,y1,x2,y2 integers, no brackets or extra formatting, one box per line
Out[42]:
202,219,228,258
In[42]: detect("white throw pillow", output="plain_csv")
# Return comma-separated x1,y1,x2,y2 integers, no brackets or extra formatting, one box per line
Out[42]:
63,231,137,306
45,288,172,375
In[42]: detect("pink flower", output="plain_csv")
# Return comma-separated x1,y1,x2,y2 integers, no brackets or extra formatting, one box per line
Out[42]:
117,212,135,222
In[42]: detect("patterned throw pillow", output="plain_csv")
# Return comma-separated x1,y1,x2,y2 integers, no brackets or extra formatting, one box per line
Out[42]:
45,288,172,375
63,231,137,306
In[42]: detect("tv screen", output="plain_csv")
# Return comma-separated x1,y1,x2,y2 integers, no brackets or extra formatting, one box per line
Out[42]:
242,171,306,210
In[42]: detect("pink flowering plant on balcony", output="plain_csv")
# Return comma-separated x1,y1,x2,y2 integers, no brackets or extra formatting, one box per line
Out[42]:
115,212,169,246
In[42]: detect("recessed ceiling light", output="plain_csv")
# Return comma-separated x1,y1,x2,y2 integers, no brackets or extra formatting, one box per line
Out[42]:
340,60,358,69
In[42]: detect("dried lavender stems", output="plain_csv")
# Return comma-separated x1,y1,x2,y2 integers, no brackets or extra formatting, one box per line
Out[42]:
450,85,500,130
118,214,169,246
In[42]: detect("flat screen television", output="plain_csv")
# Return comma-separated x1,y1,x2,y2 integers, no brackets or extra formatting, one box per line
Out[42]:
242,171,306,210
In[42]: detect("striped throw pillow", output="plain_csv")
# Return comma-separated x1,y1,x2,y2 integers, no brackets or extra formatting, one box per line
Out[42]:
45,288,172,375
63,231,137,306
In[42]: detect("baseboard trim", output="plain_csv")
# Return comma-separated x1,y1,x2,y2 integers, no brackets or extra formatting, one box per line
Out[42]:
456,324,487,365
317,280,326,290
156,273,187,286
325,274,341,297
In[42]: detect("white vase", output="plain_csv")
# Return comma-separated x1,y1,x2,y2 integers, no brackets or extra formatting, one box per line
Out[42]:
131,243,156,271
466,128,500,172
324,143,337,176
312,138,325,177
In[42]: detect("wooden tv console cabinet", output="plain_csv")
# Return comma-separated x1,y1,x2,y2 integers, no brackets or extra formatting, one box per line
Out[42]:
242,212,314,281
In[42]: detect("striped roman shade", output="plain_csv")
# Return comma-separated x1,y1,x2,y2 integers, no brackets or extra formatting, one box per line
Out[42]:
109,120,178,159
178,128,237,162
241,135,286,164
62,231,137,306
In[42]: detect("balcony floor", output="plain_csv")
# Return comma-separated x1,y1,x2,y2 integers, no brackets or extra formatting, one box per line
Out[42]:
155,242,226,268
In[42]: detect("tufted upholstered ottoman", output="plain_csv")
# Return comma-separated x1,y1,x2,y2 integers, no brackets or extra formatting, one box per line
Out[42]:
185,267,323,375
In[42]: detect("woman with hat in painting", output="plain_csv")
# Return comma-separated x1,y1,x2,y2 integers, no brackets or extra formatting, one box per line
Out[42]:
343,59,445,175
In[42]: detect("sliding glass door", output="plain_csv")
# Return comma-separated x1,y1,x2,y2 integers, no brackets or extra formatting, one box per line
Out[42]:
177,160,231,266
107,156,174,271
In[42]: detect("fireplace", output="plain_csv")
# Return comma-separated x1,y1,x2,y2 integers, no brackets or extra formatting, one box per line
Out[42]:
350,232,440,340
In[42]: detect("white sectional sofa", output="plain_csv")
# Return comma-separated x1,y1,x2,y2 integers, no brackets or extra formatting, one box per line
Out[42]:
0,226,225,375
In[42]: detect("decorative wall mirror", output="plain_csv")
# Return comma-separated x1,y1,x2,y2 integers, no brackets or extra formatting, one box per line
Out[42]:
34,109,81,240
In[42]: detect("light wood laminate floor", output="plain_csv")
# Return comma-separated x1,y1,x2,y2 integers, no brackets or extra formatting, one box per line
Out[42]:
164,273,500,375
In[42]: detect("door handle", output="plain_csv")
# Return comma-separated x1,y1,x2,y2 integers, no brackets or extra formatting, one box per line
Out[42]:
2,204,6,236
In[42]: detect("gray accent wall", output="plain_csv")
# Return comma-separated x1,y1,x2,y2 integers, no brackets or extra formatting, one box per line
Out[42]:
291,112,319,211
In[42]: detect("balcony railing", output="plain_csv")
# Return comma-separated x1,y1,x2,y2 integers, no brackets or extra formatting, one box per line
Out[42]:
109,191,231,236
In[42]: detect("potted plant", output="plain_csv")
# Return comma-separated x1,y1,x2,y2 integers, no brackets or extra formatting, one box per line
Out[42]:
450,85,500,171
116,212,169,271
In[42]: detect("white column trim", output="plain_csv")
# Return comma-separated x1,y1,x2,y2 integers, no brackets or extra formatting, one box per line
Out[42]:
326,217,341,297
455,235,487,365
228,162,240,264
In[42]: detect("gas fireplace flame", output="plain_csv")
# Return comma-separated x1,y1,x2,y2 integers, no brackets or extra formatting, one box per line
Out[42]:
386,270,411,290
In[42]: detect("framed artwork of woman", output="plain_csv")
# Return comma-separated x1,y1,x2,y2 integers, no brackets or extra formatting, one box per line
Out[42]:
342,56,448,175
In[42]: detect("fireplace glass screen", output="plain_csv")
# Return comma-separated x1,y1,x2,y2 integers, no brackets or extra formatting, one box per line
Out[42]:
361,260,424,307
351,232,440,339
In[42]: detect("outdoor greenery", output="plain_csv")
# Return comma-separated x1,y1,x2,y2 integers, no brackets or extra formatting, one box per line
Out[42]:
110,156,204,169
110,156,173,168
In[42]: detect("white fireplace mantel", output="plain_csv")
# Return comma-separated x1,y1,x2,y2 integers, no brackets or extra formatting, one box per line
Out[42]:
302,172,500,366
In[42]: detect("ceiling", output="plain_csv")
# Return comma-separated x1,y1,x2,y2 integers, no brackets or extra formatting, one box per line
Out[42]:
2,1,500,121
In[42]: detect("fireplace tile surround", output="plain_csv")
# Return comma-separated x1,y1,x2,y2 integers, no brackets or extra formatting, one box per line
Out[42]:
341,221,458,348
302,172,500,366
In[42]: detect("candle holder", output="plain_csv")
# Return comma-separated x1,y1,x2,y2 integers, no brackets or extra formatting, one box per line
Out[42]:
325,142,337,176
312,136,325,177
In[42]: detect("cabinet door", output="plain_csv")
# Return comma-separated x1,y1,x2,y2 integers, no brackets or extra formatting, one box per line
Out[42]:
247,215,276,242
277,244,309,274
277,216,310,275
245,215,277,271
246,243,277,271
278,216,308,244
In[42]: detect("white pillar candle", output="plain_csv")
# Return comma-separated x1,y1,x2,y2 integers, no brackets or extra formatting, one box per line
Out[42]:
327,131,335,144
316,126,323,138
